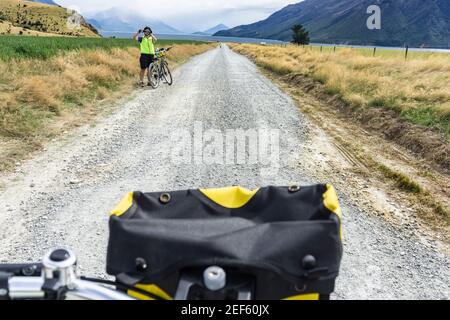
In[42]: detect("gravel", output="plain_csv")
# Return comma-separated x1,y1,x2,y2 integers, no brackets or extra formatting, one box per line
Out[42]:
0,45,448,299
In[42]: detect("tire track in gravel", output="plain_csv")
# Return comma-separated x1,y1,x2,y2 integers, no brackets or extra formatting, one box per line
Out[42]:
0,45,448,299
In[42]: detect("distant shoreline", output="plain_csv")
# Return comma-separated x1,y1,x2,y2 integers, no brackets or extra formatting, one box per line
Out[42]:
99,31,450,53
100,31,286,45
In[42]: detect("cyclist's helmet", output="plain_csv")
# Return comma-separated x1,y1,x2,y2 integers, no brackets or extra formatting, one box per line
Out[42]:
143,26,152,34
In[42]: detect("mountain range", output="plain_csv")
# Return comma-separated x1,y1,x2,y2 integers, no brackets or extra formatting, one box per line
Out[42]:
86,7,181,34
201,23,230,36
28,0,58,5
215,0,450,47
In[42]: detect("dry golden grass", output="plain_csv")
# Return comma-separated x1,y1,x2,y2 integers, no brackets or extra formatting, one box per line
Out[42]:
0,21,60,37
0,43,214,171
231,44,450,137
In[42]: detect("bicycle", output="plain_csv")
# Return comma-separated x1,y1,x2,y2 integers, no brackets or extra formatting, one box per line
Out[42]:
148,47,173,89
0,185,343,300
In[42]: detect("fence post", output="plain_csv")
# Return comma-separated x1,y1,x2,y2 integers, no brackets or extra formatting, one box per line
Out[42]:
333,46,336,53
405,45,409,61
373,47,376,57
320,46,323,52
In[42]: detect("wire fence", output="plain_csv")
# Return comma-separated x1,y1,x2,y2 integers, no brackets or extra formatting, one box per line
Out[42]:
276,43,450,60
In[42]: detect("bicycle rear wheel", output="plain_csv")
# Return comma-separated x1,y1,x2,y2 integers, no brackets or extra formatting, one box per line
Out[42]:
148,63,160,89
161,62,173,86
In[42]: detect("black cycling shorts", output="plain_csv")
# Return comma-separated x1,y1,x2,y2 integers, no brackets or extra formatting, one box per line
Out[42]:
140,54,155,69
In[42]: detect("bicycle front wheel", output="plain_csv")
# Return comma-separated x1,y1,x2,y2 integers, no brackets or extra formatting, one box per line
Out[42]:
148,63,160,89
161,62,173,86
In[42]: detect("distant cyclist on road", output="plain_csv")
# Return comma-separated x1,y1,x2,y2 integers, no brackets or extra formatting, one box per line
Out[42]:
133,26,157,87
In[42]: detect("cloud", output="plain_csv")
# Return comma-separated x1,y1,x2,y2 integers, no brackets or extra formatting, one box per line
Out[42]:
56,0,298,31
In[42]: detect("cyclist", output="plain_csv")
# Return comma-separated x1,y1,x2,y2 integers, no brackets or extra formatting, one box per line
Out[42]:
133,26,158,87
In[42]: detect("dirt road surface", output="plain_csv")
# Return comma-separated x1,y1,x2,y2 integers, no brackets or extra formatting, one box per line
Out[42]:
0,46,448,299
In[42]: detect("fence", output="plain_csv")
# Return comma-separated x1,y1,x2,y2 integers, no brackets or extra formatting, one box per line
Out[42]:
276,43,450,60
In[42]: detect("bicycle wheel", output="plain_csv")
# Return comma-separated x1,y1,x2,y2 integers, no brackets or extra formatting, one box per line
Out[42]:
161,61,173,86
148,63,160,89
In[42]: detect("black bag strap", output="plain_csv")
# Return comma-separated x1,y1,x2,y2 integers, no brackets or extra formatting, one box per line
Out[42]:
116,272,145,286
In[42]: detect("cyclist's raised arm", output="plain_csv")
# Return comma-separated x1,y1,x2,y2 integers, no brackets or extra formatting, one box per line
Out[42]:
151,34,158,43
133,29,142,41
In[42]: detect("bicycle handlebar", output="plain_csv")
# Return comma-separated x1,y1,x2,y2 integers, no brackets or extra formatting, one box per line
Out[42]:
156,47,173,53
0,263,42,276
5,276,135,300
0,248,136,300
1,247,252,300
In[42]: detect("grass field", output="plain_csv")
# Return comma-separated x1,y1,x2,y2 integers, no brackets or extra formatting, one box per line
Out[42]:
0,35,207,60
0,36,214,171
231,43,450,139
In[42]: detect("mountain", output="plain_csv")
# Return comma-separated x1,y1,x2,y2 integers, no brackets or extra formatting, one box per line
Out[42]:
87,8,181,34
0,0,99,37
28,0,58,6
204,24,229,35
192,24,229,36
215,0,450,47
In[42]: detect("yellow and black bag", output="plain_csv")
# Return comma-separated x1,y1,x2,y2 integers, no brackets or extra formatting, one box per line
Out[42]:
106,184,343,300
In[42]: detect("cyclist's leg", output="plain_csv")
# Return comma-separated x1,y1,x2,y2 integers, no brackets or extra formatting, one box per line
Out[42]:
139,54,151,87
139,69,146,85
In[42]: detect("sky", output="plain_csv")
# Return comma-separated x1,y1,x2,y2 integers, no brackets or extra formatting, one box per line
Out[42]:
56,0,299,32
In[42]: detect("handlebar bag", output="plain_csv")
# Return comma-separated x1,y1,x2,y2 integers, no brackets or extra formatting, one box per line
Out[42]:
106,184,343,300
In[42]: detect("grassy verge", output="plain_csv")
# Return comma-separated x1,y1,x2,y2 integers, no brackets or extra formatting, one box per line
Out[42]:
378,164,423,193
331,136,450,222
0,37,214,171
376,164,449,220
230,43,450,223
0,35,205,60
230,44,450,138
230,43,450,171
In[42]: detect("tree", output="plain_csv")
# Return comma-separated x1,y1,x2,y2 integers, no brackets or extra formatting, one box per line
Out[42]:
291,24,310,45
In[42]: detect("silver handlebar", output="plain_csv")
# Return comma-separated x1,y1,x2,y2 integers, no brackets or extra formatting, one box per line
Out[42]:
8,277,135,300
3,247,135,300
4,247,240,300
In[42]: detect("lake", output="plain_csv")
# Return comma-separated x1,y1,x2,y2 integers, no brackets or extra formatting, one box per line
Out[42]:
101,31,450,53
101,31,286,45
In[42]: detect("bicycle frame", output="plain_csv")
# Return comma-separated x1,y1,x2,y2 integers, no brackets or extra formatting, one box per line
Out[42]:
148,48,173,88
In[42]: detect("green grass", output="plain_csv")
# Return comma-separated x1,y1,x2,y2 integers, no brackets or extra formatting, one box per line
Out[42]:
378,164,422,193
401,108,450,137
0,35,206,60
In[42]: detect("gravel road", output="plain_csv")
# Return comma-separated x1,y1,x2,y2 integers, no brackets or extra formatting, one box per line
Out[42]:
0,45,448,300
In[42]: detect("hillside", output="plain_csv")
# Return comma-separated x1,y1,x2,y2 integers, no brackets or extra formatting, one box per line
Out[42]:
216,0,450,47
0,0,99,37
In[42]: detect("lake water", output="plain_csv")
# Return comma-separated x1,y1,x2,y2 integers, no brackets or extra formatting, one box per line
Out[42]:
101,31,450,53
101,31,286,45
